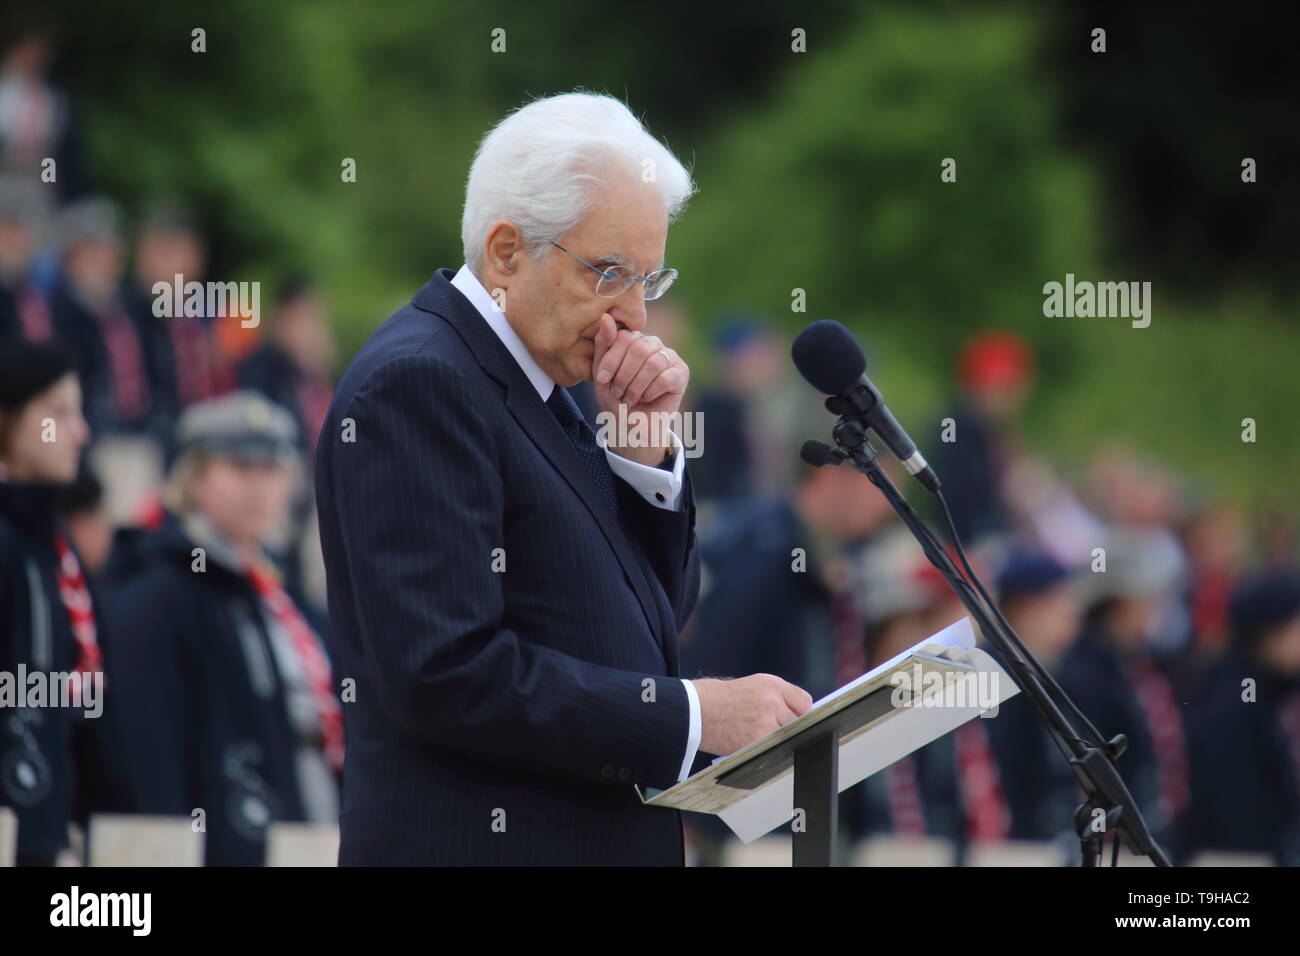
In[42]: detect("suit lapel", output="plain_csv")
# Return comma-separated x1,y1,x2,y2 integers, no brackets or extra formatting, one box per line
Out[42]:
411,270,669,666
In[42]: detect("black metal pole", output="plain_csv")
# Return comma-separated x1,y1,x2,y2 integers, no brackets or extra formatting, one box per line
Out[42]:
808,415,1171,867
792,730,839,866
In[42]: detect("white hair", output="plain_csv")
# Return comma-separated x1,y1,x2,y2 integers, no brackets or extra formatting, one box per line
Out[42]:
461,91,695,273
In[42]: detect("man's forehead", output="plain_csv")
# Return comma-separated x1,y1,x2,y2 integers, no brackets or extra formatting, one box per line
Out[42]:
575,190,667,269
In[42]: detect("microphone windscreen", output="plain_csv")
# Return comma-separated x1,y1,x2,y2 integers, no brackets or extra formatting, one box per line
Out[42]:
800,439,837,467
791,320,866,395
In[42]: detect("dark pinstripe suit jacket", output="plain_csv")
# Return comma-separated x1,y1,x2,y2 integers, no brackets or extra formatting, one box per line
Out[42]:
315,268,702,865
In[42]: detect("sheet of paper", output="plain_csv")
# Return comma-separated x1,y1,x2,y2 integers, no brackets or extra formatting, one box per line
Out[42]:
813,616,976,707
706,617,980,771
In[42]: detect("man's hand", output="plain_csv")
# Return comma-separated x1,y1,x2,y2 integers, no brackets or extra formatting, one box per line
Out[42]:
592,313,688,466
690,674,814,756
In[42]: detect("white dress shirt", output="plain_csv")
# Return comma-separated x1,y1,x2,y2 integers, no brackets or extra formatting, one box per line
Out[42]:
450,264,702,782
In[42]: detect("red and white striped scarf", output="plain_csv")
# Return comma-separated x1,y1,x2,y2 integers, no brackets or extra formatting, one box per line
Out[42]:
1128,657,1190,822
884,755,927,836
98,304,151,421
53,532,102,696
245,561,344,773
955,720,1011,842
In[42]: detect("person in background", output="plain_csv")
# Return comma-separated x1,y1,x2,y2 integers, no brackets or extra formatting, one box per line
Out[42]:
49,198,156,441
849,530,959,846
1187,569,1300,864
54,462,112,579
0,340,127,864
1082,451,1192,658
127,199,230,457
852,544,1082,859
0,16,85,205
847,539,1062,860
683,453,897,704
931,331,1033,546
238,274,337,460
0,180,52,343
237,275,337,611
680,454,895,864
1180,499,1248,655
688,315,765,505
1059,529,1191,861
101,391,340,866
1259,500,1298,571
689,312,810,512
984,549,1084,846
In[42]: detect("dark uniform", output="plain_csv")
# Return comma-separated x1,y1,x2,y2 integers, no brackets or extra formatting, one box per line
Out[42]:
854,745,963,845
48,200,168,445
984,552,1084,845
0,481,129,863
50,278,162,442
1186,651,1300,863
237,344,329,458
679,496,856,860
1060,629,1189,859
1185,572,1300,864
681,496,839,700
101,393,340,865
983,684,1080,843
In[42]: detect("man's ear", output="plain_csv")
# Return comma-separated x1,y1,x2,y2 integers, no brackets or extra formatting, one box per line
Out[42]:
484,221,521,278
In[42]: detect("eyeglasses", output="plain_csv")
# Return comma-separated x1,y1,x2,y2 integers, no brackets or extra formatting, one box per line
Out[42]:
548,240,678,300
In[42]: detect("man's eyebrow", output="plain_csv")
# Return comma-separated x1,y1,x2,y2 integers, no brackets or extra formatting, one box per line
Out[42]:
595,253,665,272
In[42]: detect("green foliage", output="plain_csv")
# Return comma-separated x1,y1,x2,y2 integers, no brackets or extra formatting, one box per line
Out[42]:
669,9,1100,353
26,0,1298,505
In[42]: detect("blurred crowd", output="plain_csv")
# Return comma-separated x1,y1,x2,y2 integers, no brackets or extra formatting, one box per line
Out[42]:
675,315,1300,866
1,24,339,866
2,22,1298,868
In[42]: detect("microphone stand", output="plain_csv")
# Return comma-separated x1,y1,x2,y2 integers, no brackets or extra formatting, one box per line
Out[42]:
812,413,1171,867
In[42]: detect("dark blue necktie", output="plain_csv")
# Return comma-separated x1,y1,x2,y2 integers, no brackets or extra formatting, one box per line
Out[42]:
547,385,618,514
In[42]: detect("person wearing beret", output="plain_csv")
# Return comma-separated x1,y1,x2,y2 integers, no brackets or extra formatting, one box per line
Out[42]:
983,550,1084,847
101,391,341,865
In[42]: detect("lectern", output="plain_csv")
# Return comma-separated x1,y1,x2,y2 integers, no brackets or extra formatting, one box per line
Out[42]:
638,617,1018,865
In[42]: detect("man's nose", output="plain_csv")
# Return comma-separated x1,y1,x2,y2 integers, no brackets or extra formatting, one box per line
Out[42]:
612,285,648,334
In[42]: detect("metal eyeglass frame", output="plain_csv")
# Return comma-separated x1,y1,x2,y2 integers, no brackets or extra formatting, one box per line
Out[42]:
547,239,678,300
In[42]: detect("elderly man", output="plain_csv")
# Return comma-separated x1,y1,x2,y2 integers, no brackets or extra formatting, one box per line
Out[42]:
315,92,810,865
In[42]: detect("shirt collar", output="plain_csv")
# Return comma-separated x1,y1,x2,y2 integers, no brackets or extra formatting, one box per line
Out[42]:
450,263,555,401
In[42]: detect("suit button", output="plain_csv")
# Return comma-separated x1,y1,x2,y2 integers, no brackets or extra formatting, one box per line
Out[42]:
601,764,615,779
618,767,632,782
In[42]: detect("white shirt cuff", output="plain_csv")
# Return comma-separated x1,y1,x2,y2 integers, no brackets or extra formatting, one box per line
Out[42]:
601,429,685,511
678,678,702,783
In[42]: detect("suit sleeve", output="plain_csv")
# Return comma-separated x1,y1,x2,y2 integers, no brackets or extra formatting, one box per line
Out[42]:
327,355,692,791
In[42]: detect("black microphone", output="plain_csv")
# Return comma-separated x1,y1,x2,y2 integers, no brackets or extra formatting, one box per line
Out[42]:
791,319,940,492
800,439,846,468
